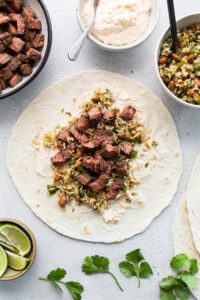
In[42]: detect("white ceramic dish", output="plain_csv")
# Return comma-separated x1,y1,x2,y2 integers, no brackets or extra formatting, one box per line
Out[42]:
0,0,52,99
155,13,200,108
77,0,159,52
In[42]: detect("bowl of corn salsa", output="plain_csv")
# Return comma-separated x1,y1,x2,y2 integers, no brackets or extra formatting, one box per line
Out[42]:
156,14,200,108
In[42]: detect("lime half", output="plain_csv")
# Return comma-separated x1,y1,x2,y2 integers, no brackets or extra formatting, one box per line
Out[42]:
5,250,30,271
0,246,8,277
0,224,31,256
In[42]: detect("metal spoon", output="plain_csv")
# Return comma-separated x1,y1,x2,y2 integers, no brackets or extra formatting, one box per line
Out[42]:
68,0,99,61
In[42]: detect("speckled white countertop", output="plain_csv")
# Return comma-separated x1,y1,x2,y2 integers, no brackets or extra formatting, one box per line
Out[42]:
1,0,200,299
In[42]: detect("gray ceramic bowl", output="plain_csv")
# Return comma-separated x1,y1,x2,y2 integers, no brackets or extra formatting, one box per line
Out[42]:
155,13,200,108
0,0,52,99
77,0,159,52
0,218,36,280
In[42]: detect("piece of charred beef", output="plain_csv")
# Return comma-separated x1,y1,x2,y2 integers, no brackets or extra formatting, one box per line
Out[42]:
76,170,93,186
9,37,25,52
103,109,116,123
9,13,25,34
106,178,124,200
7,56,21,71
6,0,23,12
22,6,36,18
0,52,12,66
92,129,113,147
88,174,109,193
69,124,89,144
101,144,119,159
82,141,96,151
19,63,32,75
57,129,69,142
82,156,100,174
118,141,133,156
75,115,90,133
115,160,128,176
119,105,136,120
0,12,10,25
87,107,102,125
25,16,41,30
0,77,7,89
25,47,41,61
0,66,13,80
8,72,22,86
51,151,71,166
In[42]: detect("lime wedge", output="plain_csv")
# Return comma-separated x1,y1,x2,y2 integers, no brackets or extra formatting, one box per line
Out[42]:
0,246,8,277
0,224,31,256
5,250,30,271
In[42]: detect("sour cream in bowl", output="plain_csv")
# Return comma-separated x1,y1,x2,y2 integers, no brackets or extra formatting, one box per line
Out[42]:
77,0,159,51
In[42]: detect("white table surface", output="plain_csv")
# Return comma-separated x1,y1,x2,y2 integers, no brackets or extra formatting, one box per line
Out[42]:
1,0,200,299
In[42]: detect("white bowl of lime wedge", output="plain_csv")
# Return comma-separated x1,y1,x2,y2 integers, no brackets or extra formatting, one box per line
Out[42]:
0,218,36,280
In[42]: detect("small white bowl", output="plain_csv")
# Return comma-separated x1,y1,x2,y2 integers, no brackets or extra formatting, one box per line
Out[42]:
77,0,159,52
155,13,200,108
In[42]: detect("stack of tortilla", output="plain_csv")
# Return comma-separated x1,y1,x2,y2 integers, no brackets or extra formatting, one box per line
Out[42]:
173,154,200,299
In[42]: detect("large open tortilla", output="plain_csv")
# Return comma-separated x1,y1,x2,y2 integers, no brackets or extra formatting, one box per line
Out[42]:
7,70,182,243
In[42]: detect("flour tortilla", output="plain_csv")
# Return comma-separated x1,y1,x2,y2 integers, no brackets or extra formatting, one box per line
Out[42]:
173,195,200,299
7,70,182,243
186,154,200,254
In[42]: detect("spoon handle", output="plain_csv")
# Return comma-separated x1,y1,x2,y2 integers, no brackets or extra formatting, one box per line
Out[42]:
68,16,95,61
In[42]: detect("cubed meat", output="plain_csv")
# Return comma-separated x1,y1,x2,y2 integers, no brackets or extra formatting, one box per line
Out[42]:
103,109,116,122
19,63,32,75
75,115,90,133
115,160,128,176
119,105,136,120
118,142,133,156
76,171,93,186
9,37,25,52
0,0,6,7
22,6,36,18
0,52,12,66
7,56,21,71
31,34,44,48
69,124,89,144
16,53,29,63
25,47,41,61
7,23,17,36
87,107,102,124
57,129,69,142
7,0,23,11
82,156,100,174
0,31,11,41
9,13,25,34
51,151,67,166
92,129,113,146
82,141,96,151
2,34,12,47
88,174,109,193
0,12,10,24
0,77,7,89
0,66,13,80
0,41,5,52
106,178,124,200
25,16,41,30
101,144,119,159
8,72,22,87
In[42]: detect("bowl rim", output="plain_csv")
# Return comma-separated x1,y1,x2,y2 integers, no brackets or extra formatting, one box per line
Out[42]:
77,0,159,51
0,218,36,281
155,12,200,108
0,0,53,100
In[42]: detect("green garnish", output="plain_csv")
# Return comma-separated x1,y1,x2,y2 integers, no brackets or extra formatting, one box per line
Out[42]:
119,249,153,287
159,253,198,300
131,150,138,159
176,61,186,67
39,268,84,300
47,185,59,195
82,255,123,291
69,158,77,166
193,62,200,71
61,108,65,113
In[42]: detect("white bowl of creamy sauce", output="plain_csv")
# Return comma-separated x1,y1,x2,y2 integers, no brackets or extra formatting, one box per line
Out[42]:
78,0,159,51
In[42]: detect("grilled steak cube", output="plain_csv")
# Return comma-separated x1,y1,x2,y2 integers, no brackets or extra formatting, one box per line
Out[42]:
82,141,96,151
0,41,5,52
0,0,6,7
103,109,116,122
75,115,90,133
31,34,44,48
115,160,128,176
0,52,12,66
0,77,7,89
57,129,69,142
76,171,93,186
69,124,89,144
0,66,13,80
82,156,100,174
88,174,109,193
106,178,124,200
120,105,136,120
7,56,21,71
0,12,10,24
22,6,36,18
19,63,32,75
118,142,133,156
9,13,25,34
25,47,41,61
16,53,29,62
9,37,25,52
7,0,23,11
51,151,69,166
92,129,113,146
8,72,22,86
101,144,119,159
88,107,102,124
25,16,41,30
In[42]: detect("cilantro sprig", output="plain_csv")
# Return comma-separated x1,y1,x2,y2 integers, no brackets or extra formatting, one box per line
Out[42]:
159,253,198,300
39,268,84,300
119,248,153,287
82,255,124,291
